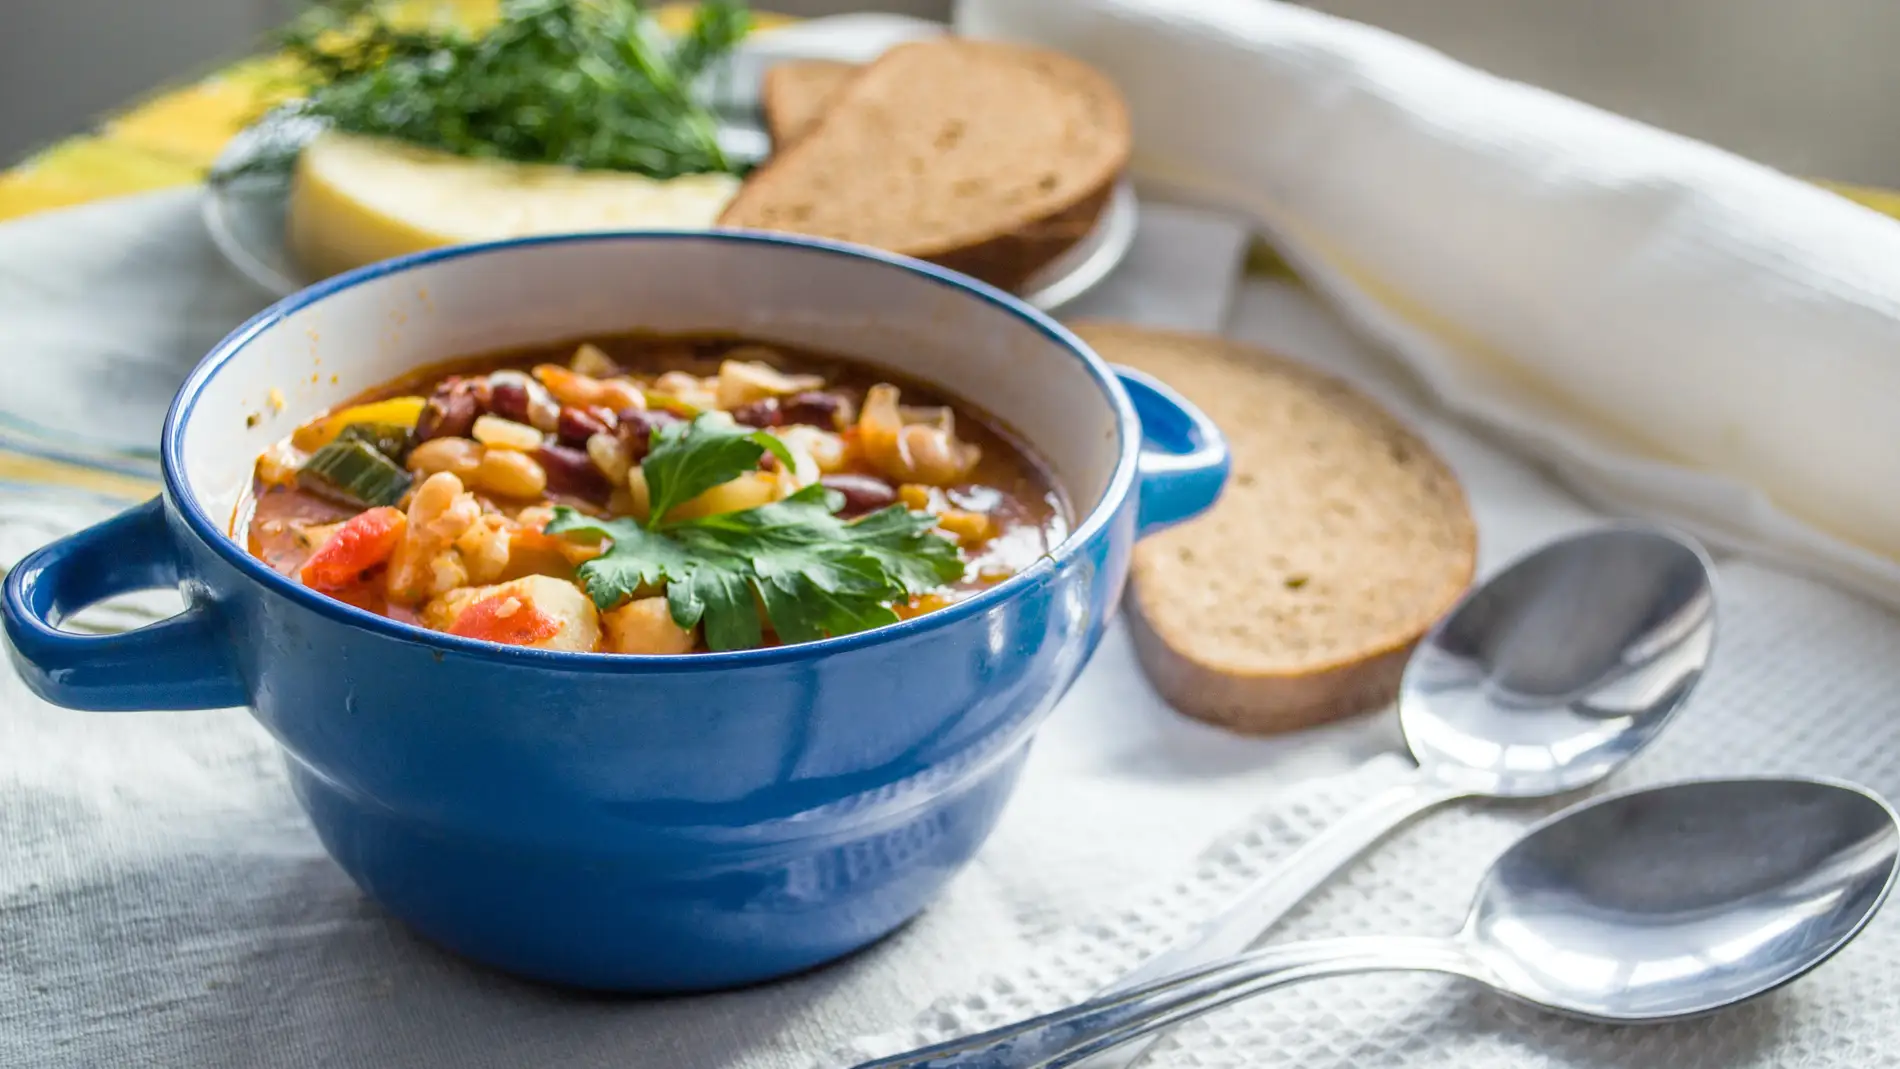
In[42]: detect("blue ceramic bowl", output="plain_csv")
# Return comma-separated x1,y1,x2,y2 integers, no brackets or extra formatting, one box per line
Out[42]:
3,231,1226,992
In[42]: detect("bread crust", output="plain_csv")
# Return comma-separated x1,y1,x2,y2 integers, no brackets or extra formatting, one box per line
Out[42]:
1126,594,1421,733
930,180,1115,292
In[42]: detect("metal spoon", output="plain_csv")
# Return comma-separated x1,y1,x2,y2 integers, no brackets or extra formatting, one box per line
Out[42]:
863,776,1899,1068
1079,523,1716,1068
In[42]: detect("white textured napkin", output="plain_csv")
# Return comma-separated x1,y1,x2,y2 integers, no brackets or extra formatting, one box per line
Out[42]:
959,0,1900,609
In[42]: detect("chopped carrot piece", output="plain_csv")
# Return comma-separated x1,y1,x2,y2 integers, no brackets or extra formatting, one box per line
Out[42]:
299,507,406,591
448,593,561,646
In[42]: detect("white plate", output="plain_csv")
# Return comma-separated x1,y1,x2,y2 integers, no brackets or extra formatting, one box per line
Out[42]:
202,112,1137,315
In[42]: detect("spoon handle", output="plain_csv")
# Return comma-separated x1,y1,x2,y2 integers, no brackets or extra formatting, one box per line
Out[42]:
1111,775,1467,987
1064,774,1468,1069
854,935,1474,1068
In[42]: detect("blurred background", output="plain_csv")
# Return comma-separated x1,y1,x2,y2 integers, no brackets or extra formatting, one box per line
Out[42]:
6,0,1900,188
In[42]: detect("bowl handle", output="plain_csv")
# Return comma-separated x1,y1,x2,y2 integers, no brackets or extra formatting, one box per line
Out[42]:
1117,366,1230,537
3,497,246,711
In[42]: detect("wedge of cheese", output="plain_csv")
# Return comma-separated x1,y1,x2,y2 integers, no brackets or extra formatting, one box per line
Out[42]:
287,131,742,279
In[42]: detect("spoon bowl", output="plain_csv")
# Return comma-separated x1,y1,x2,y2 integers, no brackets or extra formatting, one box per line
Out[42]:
869,777,1900,1067
1403,524,1716,796
1472,777,1899,1020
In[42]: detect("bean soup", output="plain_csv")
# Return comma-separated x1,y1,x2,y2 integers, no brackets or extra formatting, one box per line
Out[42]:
238,335,1069,654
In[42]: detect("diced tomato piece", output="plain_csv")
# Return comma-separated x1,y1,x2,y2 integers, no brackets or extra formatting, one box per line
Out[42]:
299,507,406,591
448,593,562,646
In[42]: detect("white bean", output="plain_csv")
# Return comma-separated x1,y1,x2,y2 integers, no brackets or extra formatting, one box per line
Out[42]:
471,414,544,452
472,450,548,499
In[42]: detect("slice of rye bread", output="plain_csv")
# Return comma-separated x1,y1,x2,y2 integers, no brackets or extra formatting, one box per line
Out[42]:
757,55,1116,289
1074,322,1478,735
723,39,1130,292
760,59,856,148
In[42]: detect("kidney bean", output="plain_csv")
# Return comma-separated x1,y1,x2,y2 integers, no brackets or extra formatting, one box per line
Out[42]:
781,391,851,429
486,380,532,424
414,378,482,441
730,397,783,428
616,408,681,463
556,405,616,446
534,444,612,502
821,474,897,516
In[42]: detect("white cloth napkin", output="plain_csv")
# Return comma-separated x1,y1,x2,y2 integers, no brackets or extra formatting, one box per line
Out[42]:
958,0,1900,608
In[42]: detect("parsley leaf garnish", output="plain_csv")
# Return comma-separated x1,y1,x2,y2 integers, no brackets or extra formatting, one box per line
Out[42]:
545,417,964,651
639,414,795,523
550,516,697,610
264,0,751,181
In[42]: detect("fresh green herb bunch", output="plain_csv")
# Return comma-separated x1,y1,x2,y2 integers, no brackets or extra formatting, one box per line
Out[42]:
547,415,967,651
278,0,749,178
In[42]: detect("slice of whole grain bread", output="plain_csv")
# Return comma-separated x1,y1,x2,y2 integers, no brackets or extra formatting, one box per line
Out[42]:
1074,322,1479,735
722,39,1130,292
